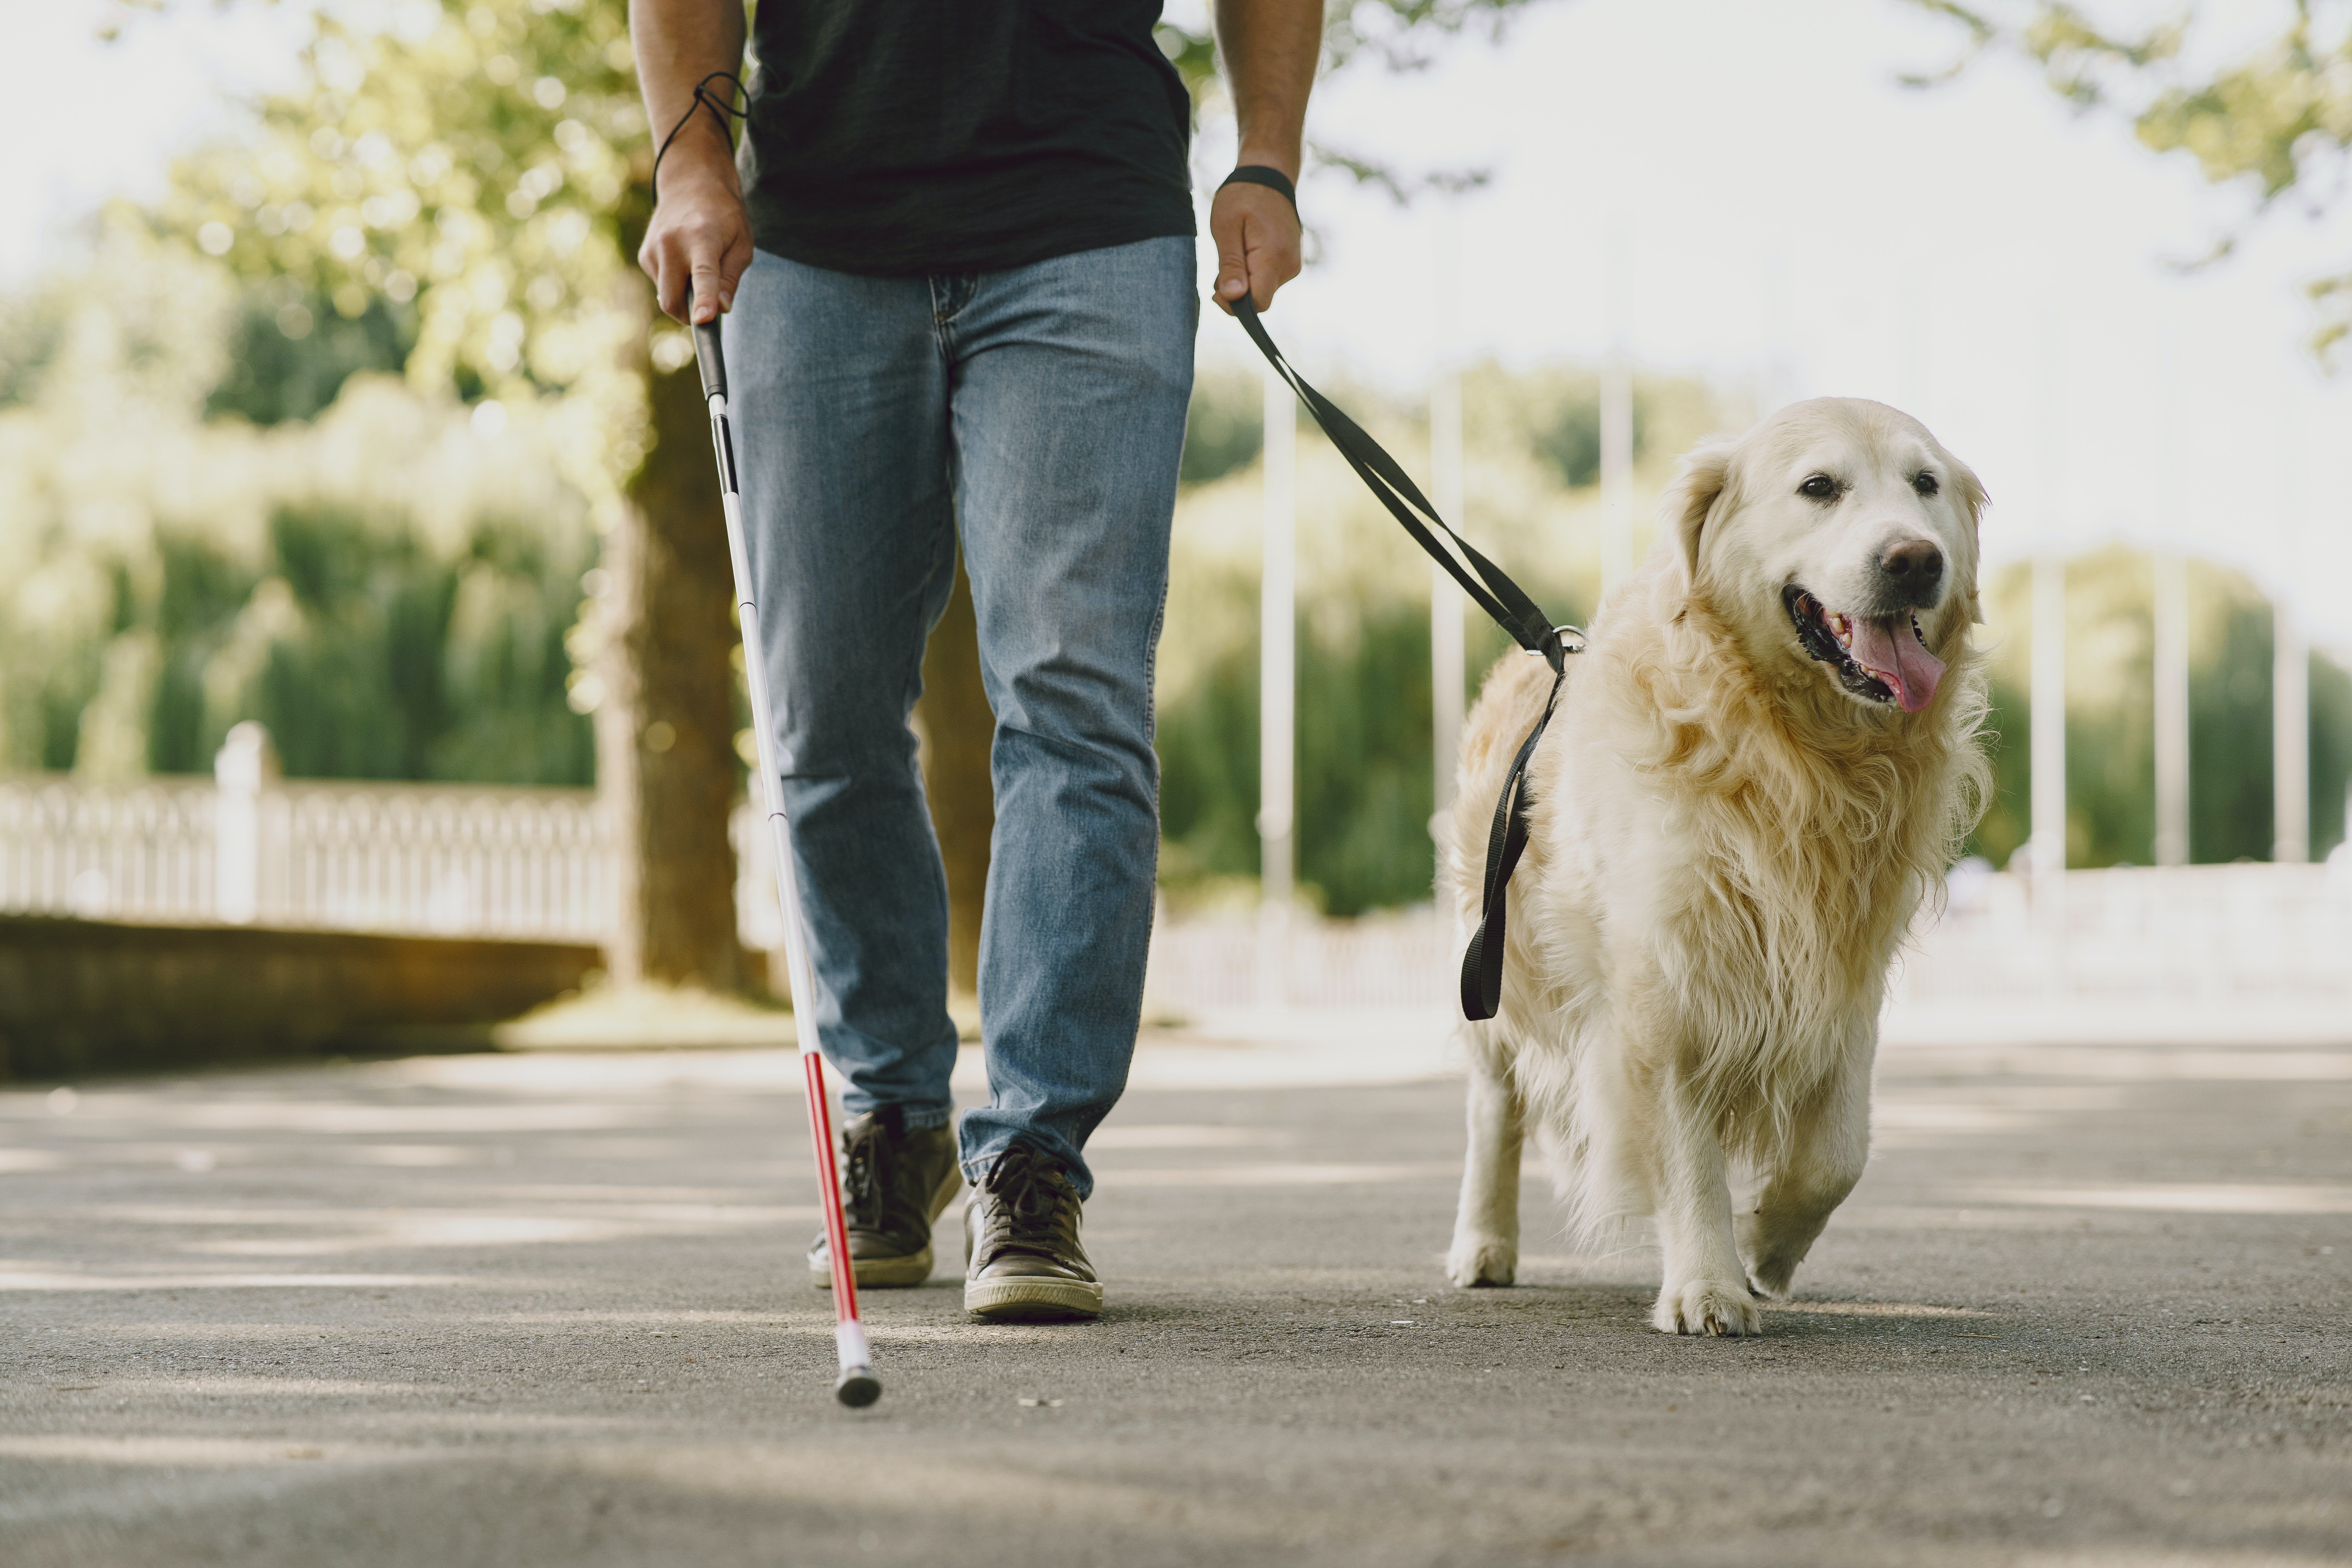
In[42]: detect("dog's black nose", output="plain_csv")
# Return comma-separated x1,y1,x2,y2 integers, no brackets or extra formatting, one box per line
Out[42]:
1880,539,1943,582
1877,540,1944,605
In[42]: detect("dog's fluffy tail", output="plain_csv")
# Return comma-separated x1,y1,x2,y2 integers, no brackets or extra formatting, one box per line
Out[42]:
1437,651,1563,918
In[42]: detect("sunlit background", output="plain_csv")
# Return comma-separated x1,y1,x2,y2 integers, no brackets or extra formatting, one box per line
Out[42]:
4,0,2350,1064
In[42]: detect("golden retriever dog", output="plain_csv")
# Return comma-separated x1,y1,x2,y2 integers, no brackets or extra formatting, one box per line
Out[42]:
1439,397,1991,1336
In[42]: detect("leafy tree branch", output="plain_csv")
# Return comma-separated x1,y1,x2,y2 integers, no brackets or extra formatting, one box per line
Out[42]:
1904,1,2352,357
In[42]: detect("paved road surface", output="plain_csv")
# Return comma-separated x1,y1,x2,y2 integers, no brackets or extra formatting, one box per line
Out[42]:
4,1021,2348,1566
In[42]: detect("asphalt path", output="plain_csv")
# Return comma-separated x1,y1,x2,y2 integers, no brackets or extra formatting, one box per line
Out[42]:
3,1021,2348,1566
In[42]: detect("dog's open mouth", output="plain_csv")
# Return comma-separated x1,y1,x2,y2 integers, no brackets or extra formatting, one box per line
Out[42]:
1782,586,1945,714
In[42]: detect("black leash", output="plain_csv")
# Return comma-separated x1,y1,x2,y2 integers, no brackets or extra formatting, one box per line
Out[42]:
1227,296,1581,1022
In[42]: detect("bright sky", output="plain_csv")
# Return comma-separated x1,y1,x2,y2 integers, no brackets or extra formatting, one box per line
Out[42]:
0,3,307,269
11,0,2352,651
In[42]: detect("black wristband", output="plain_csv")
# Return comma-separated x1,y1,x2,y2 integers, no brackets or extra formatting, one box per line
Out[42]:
1220,165,1298,212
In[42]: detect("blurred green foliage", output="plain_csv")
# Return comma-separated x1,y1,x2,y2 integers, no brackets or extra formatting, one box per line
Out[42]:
245,504,589,782
1157,360,1690,914
1970,546,2352,868
0,226,595,786
1510,370,1650,489
0,299,66,410
135,0,705,809
1160,597,1458,917
158,0,648,417
206,285,416,425
1179,364,1267,487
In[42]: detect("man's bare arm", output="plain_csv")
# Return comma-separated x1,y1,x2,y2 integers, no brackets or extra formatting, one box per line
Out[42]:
1210,0,1322,312
630,0,752,323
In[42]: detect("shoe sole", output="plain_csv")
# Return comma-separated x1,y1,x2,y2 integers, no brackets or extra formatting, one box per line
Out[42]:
964,1276,1103,1322
811,1162,967,1291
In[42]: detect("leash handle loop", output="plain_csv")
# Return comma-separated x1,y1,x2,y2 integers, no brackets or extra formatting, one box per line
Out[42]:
1220,165,1299,212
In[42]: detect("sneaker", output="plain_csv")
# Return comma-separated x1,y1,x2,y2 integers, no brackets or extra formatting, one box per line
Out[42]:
808,1105,962,1290
962,1141,1102,1322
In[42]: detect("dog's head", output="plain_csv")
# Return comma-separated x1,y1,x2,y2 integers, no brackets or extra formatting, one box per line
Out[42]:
1660,398,1985,717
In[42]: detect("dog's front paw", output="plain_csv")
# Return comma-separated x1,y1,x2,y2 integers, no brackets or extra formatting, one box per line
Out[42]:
1446,1236,1517,1288
1651,1278,1763,1337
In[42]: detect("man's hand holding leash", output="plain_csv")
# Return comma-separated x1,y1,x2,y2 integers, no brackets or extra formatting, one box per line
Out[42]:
1210,0,1318,314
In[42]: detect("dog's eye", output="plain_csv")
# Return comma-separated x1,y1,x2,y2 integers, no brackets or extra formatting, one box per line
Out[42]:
1798,475,1837,501
1913,471,1940,497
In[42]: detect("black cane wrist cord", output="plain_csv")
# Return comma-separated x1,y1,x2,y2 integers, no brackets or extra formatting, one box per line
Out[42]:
651,70,749,200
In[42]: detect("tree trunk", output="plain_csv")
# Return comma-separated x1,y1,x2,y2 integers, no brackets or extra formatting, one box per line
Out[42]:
594,343,744,993
588,276,996,1004
915,552,995,1001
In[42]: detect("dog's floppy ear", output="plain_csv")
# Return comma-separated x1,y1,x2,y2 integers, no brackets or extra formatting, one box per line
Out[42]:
1947,453,1990,624
1659,436,1737,585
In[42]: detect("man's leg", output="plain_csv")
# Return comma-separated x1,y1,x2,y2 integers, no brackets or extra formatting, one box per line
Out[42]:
724,249,963,1146
943,237,1198,1199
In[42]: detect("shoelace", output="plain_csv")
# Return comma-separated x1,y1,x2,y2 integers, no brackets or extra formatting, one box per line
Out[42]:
841,1119,893,1226
981,1144,1068,1256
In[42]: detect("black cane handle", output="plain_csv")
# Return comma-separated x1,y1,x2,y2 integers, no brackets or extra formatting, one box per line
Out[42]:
684,284,727,401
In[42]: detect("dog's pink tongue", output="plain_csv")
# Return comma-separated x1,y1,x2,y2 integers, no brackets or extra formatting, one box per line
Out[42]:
1848,615,1945,713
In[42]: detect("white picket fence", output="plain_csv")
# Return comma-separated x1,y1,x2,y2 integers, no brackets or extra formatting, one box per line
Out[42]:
0,773,220,927
0,769,612,941
1142,908,1457,1013
5,761,2349,1011
1153,860,2352,1013
1898,858,2352,1005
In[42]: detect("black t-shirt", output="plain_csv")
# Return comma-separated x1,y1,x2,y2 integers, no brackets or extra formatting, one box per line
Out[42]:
738,0,1197,277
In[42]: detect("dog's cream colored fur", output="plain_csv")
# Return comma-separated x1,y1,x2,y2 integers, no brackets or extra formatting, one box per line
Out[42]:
1439,397,1991,1336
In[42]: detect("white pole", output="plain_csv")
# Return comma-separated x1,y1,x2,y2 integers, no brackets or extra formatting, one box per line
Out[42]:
213,721,277,926
2274,388,2309,865
2152,550,2190,867
1258,363,1297,1007
1757,253,1790,424
1898,243,1930,418
1430,211,1466,821
2029,309,2067,959
1599,228,1633,603
2152,332,2189,868
2275,598,2308,864
2031,552,2068,885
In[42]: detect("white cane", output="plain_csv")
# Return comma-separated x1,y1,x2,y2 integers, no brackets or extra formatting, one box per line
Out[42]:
688,296,879,1408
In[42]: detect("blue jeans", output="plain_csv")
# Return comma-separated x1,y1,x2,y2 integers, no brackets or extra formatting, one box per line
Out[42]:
724,237,1197,1199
